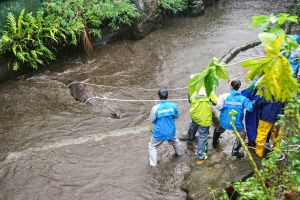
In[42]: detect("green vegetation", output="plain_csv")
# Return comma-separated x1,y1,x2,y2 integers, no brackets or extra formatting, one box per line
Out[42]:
43,0,139,48
0,0,44,33
0,10,64,70
189,13,299,103
0,0,139,70
0,0,191,71
229,96,300,200
157,0,188,14
243,13,299,102
189,13,300,199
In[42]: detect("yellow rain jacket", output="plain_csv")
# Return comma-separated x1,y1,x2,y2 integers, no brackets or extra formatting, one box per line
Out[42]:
189,87,218,127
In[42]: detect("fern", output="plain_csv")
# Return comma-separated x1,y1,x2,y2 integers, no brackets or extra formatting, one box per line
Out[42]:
0,0,139,70
0,9,62,70
17,9,25,37
6,12,17,35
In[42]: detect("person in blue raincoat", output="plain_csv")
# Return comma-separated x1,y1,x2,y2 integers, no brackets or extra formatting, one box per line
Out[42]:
241,80,261,146
254,96,284,157
216,79,254,158
288,34,300,77
148,88,183,167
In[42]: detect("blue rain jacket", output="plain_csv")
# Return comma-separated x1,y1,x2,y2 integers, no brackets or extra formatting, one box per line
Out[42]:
241,88,261,143
220,90,254,131
288,55,299,77
150,101,179,140
255,97,284,123
288,35,300,76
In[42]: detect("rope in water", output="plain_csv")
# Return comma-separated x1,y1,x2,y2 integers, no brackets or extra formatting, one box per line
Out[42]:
65,64,250,104
67,81,188,91
65,81,189,104
84,96,189,104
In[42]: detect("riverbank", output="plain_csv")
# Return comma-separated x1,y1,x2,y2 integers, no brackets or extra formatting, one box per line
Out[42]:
0,0,215,82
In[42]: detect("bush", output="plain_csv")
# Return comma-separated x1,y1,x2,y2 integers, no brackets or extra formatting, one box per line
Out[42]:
157,0,188,14
0,0,139,70
0,10,63,70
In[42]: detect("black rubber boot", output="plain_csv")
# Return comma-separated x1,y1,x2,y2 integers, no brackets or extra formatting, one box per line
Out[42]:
231,138,244,158
212,126,225,148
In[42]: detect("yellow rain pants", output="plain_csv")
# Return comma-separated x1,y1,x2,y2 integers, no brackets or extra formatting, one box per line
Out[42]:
255,120,282,157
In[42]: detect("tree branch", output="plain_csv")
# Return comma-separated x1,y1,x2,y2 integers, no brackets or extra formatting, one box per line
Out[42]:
220,41,261,64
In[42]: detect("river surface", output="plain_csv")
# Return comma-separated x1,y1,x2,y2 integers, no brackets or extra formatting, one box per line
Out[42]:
0,0,293,199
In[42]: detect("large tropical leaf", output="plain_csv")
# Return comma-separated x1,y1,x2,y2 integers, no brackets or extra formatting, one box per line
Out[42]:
188,58,229,98
242,33,299,102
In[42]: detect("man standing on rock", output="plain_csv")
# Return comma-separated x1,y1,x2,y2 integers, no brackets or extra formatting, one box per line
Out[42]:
148,88,183,167
216,79,254,158
180,84,218,165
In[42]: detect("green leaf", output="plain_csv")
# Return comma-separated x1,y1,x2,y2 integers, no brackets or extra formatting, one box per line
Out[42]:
258,32,277,46
243,58,271,80
265,34,285,56
296,175,300,185
242,59,262,68
204,67,218,96
6,12,17,35
229,109,238,116
188,69,207,97
250,15,269,28
12,62,19,71
17,9,25,37
292,159,300,168
288,15,298,23
291,136,300,144
276,13,289,25
215,65,229,80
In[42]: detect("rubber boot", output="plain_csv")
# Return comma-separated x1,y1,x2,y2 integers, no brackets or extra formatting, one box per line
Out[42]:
231,138,244,158
212,126,225,148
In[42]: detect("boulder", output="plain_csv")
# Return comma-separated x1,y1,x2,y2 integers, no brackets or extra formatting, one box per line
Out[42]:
187,0,205,17
130,0,161,39
203,0,218,7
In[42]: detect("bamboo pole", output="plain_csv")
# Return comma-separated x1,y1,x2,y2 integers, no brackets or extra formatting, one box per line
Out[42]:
229,111,271,200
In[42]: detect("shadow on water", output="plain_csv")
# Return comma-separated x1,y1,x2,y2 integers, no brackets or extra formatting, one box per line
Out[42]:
0,0,293,199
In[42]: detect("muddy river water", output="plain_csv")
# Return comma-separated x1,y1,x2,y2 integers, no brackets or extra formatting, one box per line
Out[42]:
0,0,293,199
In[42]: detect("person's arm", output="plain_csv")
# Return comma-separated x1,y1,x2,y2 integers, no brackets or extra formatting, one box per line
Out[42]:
216,93,229,110
254,96,265,109
243,97,254,112
150,104,159,123
174,104,180,119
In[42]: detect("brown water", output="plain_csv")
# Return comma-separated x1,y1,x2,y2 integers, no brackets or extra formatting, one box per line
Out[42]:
0,0,293,199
